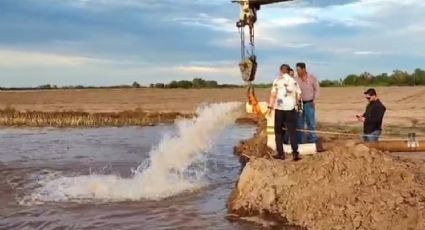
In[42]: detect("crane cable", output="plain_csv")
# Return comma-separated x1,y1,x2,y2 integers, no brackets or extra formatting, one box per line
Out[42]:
238,18,262,116
238,26,256,59
249,24,255,57
239,27,245,59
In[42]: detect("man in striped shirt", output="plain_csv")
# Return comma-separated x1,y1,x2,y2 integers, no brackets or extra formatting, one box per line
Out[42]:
295,62,320,144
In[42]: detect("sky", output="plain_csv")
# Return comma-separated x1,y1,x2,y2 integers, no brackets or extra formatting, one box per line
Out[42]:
0,0,424,87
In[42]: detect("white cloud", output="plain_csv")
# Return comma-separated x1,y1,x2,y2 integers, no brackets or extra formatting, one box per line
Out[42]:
210,33,313,49
0,49,105,68
405,24,425,33
176,66,232,73
174,63,238,77
261,16,316,28
258,1,378,28
66,0,165,9
0,48,242,87
354,51,383,56
169,13,235,32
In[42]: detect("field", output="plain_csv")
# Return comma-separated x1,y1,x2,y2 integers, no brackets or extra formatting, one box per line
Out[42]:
0,87,424,130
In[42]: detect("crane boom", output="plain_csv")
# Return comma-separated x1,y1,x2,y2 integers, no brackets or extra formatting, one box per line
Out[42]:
232,0,292,6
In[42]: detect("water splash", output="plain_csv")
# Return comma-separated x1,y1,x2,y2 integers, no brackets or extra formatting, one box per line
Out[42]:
26,102,243,203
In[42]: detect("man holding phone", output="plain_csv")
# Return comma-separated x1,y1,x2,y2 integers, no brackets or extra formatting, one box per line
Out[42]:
356,88,386,142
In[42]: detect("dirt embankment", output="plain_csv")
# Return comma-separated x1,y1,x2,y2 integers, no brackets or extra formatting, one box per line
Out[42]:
233,119,275,160
229,122,425,229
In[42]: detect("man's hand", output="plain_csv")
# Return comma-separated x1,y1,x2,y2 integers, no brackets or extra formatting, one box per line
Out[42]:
265,106,273,117
356,114,365,122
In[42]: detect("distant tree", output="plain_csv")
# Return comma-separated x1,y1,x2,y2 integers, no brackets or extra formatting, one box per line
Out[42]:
167,81,178,88
205,80,218,88
179,80,193,88
167,80,192,88
192,78,219,88
343,74,360,86
192,78,206,88
358,72,374,85
414,68,425,85
154,83,165,88
320,80,342,87
252,83,273,88
38,84,52,89
372,73,390,86
390,70,411,85
132,81,141,88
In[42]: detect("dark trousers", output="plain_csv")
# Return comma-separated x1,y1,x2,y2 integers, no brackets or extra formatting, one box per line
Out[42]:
275,109,298,157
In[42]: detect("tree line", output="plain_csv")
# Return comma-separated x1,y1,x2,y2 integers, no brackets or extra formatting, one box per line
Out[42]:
1,68,424,91
149,78,223,88
0,82,144,91
148,78,278,89
320,68,425,87
0,78,244,91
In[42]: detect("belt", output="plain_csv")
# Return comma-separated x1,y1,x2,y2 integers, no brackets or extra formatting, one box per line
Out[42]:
303,100,314,104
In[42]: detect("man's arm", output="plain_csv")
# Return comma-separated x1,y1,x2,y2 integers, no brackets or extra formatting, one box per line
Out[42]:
357,107,367,122
269,91,277,108
268,80,277,108
294,80,302,96
312,75,320,101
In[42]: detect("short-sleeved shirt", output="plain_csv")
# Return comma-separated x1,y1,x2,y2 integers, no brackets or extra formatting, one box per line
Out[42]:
271,74,301,111
295,73,320,102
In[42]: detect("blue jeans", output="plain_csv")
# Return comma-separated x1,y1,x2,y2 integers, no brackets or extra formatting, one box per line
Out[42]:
297,102,317,144
363,130,381,142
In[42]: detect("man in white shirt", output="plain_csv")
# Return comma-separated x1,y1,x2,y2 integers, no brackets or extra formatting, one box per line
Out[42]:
268,64,302,161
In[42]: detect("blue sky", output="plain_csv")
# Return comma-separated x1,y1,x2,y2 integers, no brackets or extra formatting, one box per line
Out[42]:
0,0,424,87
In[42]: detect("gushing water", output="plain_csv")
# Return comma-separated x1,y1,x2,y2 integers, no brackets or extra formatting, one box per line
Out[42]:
26,103,242,203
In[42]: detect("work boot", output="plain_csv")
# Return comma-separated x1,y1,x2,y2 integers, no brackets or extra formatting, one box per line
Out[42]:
273,154,285,160
292,151,301,161
316,139,325,152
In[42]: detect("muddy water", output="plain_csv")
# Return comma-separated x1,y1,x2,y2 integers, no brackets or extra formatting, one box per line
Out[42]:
0,125,263,230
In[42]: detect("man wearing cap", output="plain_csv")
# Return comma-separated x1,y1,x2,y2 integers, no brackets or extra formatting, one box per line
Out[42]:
356,88,386,142
267,64,302,161
295,62,320,144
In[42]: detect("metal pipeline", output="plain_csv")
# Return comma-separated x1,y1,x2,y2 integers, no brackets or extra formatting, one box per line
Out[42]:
366,140,424,152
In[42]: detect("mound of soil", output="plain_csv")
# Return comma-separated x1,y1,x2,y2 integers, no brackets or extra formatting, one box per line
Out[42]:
229,141,425,229
233,119,275,160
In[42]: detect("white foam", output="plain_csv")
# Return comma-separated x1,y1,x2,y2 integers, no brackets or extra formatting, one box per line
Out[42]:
26,102,242,203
